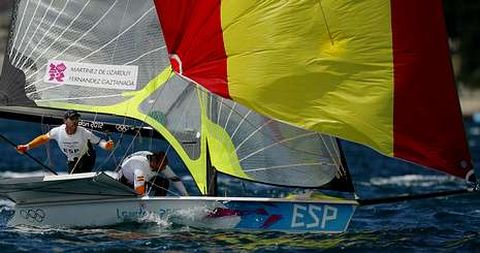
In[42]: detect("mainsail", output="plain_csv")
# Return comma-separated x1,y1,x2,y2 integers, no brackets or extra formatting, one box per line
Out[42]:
0,0,353,194
154,0,475,182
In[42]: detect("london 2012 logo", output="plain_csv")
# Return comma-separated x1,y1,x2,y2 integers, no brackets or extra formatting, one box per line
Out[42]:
48,62,67,83
19,209,46,223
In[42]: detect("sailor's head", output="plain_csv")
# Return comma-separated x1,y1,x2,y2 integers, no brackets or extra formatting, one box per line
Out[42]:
148,152,168,172
64,110,80,135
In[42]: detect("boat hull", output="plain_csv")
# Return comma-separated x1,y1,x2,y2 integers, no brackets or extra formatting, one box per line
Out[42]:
8,196,357,233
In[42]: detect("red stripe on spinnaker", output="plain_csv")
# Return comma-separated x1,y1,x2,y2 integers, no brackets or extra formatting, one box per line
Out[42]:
154,0,230,98
391,0,473,179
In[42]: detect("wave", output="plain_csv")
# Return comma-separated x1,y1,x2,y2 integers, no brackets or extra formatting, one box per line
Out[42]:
365,174,459,187
0,170,122,178
0,170,60,178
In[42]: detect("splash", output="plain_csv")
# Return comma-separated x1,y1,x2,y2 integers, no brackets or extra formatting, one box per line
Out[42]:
137,211,172,229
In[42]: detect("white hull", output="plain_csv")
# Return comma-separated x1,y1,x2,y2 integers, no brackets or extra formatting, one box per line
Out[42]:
1,173,358,233
9,196,358,233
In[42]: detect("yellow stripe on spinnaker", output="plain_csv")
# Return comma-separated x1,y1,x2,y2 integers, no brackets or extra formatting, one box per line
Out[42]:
222,0,394,155
203,117,251,180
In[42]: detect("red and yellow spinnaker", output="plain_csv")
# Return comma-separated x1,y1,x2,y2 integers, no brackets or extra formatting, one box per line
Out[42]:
154,0,474,181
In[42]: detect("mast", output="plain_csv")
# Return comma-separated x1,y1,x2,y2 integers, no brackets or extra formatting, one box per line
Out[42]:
206,141,217,196
335,138,355,192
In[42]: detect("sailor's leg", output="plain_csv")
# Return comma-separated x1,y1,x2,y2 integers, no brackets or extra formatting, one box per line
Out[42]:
69,151,96,174
149,177,170,196
67,158,77,174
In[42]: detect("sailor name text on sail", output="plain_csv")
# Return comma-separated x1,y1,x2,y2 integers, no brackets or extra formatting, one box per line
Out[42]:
43,60,138,90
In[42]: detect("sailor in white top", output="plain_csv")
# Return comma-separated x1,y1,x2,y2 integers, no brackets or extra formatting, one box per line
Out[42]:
118,151,188,196
16,110,113,173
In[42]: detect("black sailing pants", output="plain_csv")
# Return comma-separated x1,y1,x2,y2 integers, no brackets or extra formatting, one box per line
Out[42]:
67,142,96,174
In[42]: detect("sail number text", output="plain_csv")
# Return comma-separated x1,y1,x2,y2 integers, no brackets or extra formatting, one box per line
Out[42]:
291,204,337,229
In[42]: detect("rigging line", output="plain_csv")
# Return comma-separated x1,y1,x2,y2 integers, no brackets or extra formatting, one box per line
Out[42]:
0,133,58,175
330,137,347,177
68,153,82,174
8,0,30,57
147,179,182,197
18,0,55,69
109,0,128,63
123,47,164,65
234,119,273,152
12,0,42,66
271,164,328,181
76,6,154,63
108,135,123,169
22,0,70,70
23,0,93,81
223,100,236,130
318,134,342,174
115,136,139,172
25,0,118,88
94,134,121,172
317,0,334,46
93,113,127,172
244,162,335,173
230,110,253,140
239,132,317,162
196,87,315,153
209,92,213,121
181,86,328,158
191,77,327,157
26,0,118,76
115,68,175,172
26,3,150,87
162,84,194,115
114,116,139,172
147,145,172,196
357,188,477,206
69,110,101,174
40,116,54,169
217,97,223,124
329,136,340,162
111,101,156,173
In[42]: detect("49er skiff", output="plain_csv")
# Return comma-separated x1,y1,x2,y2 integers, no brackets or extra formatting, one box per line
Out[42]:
0,0,475,233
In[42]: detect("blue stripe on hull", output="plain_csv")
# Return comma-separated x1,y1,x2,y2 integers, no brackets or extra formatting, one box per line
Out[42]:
209,201,356,233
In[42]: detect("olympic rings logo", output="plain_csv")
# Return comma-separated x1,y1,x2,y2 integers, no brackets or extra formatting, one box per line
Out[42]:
115,124,129,133
19,209,46,223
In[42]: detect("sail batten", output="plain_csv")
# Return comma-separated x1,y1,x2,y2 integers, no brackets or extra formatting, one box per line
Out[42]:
205,92,353,191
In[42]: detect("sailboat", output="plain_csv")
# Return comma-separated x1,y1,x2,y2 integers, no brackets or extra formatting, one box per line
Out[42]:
0,0,475,233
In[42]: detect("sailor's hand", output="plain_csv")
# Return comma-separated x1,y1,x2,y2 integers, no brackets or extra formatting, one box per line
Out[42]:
16,144,29,154
105,140,114,151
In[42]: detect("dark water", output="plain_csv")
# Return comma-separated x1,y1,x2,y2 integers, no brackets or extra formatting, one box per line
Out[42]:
0,117,479,252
